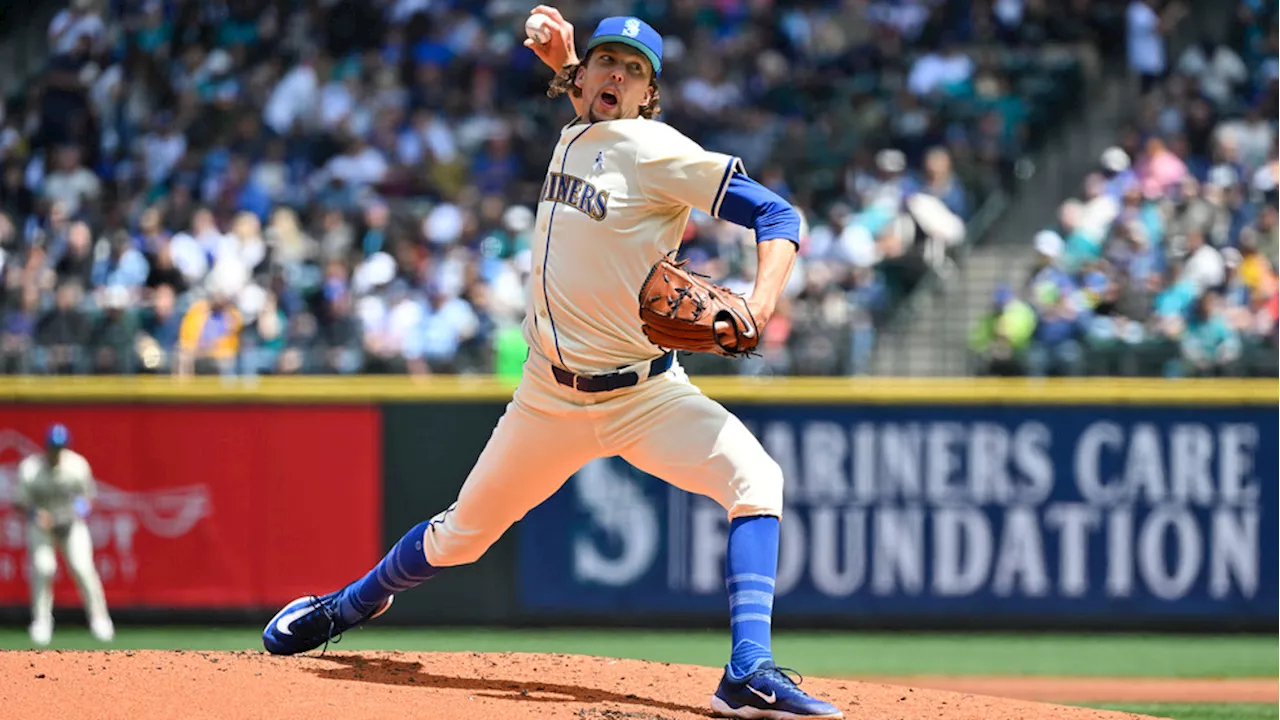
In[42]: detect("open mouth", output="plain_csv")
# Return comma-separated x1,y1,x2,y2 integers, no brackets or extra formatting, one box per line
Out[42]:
598,89,619,110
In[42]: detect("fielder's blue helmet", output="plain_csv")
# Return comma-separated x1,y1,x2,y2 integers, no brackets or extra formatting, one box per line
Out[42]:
46,423,70,448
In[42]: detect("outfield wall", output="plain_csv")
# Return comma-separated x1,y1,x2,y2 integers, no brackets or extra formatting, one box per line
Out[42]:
0,376,1275,631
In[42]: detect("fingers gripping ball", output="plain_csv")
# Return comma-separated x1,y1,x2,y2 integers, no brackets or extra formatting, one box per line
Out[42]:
525,13,553,45
638,254,760,357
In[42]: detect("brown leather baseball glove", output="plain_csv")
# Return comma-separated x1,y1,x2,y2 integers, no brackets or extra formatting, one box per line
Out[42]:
637,254,760,357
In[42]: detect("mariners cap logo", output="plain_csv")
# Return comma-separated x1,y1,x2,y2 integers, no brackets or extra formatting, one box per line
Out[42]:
622,18,641,37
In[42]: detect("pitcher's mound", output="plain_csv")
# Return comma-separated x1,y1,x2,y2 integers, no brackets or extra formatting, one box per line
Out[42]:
3,650,1162,720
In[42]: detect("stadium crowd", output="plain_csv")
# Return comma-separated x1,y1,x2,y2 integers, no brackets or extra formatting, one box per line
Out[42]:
1,0,1112,378
971,0,1279,377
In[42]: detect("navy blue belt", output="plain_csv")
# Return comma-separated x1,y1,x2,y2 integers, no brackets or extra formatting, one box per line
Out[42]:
552,352,674,393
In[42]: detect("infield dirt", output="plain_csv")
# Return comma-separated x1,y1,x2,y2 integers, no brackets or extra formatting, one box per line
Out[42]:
0,649,1177,720
853,676,1277,703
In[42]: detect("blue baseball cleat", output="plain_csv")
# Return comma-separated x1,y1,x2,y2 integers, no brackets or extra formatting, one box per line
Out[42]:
711,662,843,719
262,588,393,656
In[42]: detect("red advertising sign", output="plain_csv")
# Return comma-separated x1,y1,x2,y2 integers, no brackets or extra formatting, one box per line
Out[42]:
0,405,381,609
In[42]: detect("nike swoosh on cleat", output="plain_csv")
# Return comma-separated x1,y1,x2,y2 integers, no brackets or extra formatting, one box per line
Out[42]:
274,604,315,637
746,685,776,704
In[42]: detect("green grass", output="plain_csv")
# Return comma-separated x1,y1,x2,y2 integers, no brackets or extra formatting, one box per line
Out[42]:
0,627,1273,679
1087,704,1277,720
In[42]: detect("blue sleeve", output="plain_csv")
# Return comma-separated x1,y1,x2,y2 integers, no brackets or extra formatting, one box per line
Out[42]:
715,172,801,247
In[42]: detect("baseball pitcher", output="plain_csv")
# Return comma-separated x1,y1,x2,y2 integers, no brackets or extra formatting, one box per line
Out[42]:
16,423,115,646
265,8,841,718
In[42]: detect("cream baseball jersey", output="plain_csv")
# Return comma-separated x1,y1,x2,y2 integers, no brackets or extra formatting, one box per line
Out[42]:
523,117,745,374
17,450,95,527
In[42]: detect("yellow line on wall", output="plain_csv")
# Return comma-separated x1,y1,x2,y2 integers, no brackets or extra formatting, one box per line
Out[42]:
0,375,1274,406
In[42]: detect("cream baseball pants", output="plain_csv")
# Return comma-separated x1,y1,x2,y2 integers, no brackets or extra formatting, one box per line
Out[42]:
28,519,111,626
421,352,784,567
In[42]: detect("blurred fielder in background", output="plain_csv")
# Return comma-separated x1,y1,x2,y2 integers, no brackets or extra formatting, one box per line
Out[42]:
15,423,114,646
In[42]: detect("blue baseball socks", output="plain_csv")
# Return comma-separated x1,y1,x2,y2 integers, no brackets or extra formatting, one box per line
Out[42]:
725,514,780,679
340,514,780,677
336,519,440,623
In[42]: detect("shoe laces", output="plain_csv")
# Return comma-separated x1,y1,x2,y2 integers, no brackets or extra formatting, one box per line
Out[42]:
756,665,806,695
307,594,342,656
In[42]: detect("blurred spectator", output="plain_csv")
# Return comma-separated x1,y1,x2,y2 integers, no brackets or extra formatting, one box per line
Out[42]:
1179,227,1225,294
36,281,91,374
177,277,243,376
918,147,969,218
242,290,289,375
137,282,182,373
417,281,479,374
1,284,41,373
48,0,105,58
1126,0,1187,94
1025,276,1087,376
1135,135,1188,190
89,285,138,374
1177,35,1248,107
908,35,974,97
1,162,36,219
313,281,363,374
1174,290,1242,376
969,284,1036,375
55,220,95,288
91,229,149,295
40,146,100,217
1025,230,1071,289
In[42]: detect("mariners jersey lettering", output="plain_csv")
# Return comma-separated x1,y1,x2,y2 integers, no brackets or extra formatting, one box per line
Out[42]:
541,172,610,220
526,117,743,374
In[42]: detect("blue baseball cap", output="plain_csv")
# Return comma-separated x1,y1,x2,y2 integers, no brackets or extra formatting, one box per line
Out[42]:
47,423,70,448
586,16,663,77
1083,270,1109,293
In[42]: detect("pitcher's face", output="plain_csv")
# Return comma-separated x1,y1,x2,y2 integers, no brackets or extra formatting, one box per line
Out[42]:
577,43,653,122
